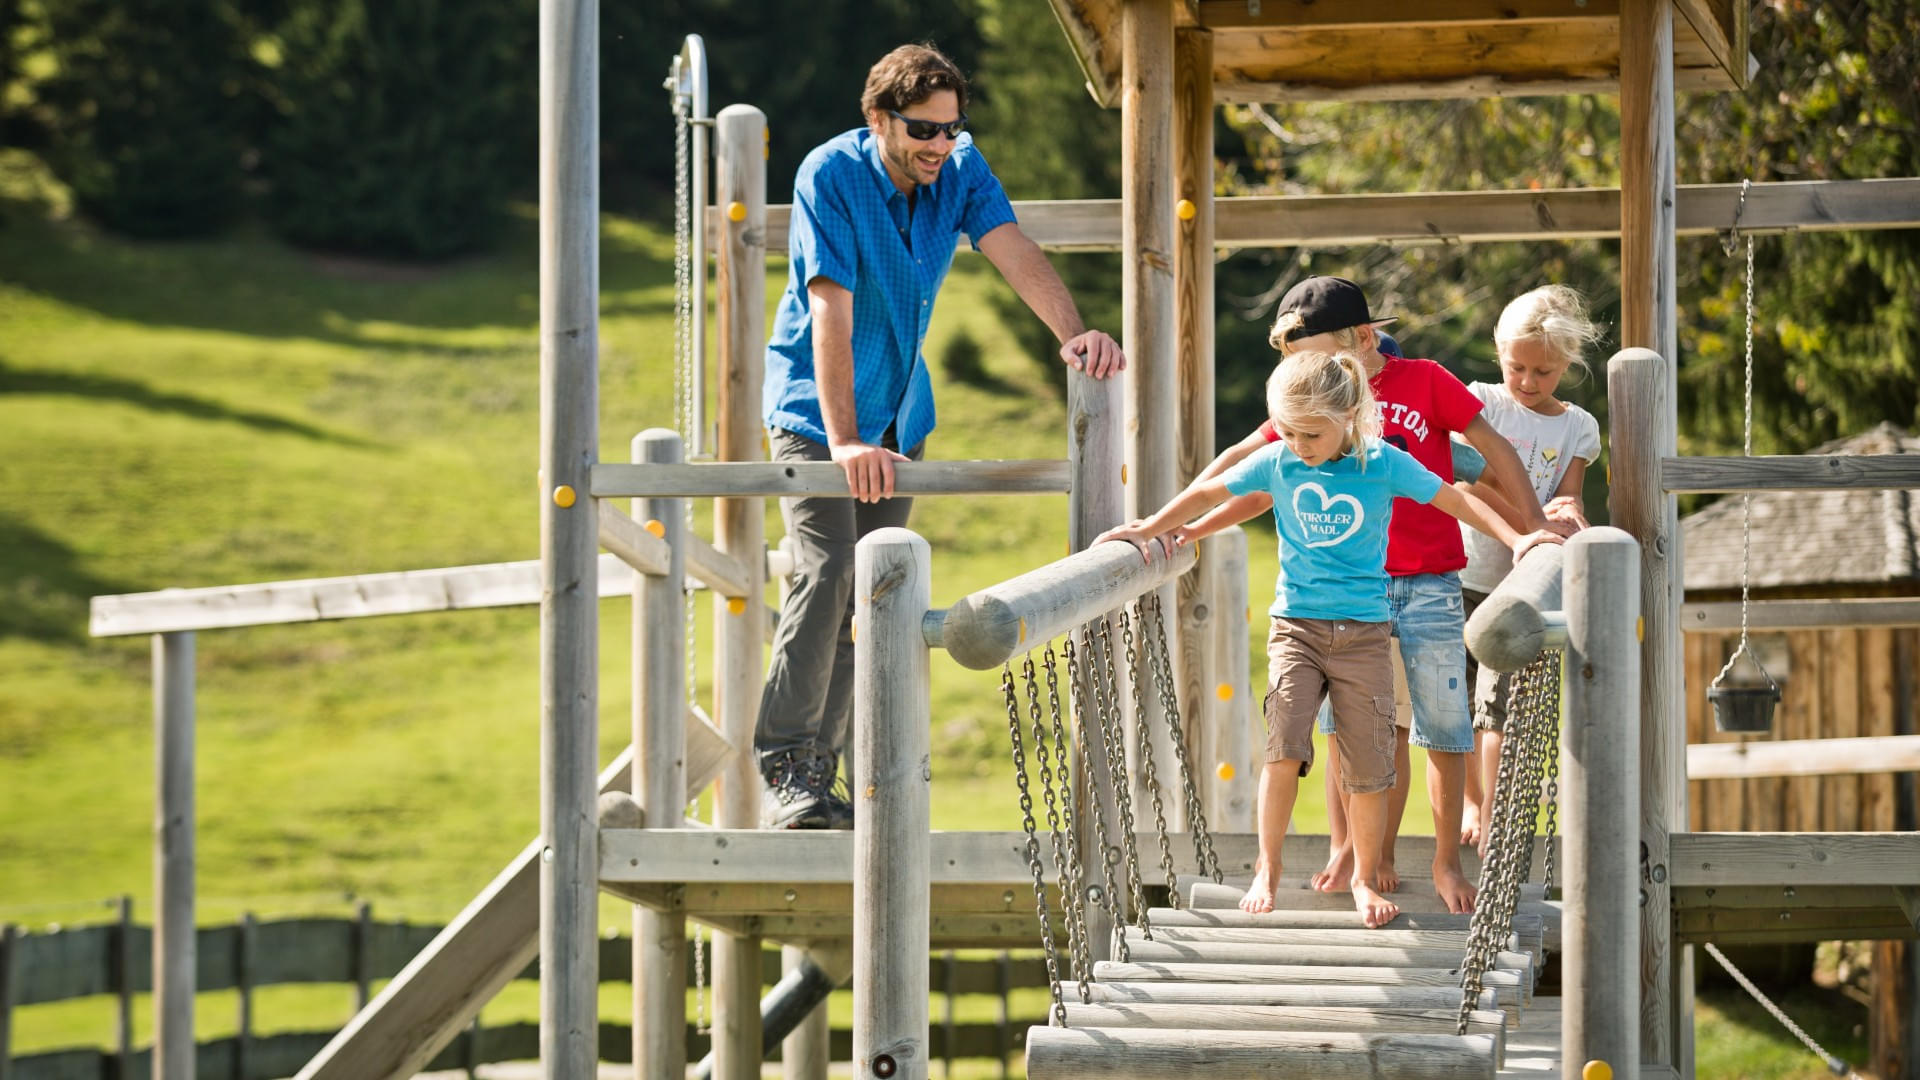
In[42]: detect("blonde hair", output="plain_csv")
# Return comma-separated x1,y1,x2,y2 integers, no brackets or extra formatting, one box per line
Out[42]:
1268,310,1370,354
1267,350,1381,465
1494,285,1604,381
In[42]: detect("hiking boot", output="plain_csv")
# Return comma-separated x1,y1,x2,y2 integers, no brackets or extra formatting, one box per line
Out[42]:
759,750,831,829
807,750,855,831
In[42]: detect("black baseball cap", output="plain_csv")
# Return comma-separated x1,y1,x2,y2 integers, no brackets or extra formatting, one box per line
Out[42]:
1275,276,1397,343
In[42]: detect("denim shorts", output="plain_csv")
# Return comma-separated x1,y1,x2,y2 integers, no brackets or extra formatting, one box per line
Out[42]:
1317,571,1474,753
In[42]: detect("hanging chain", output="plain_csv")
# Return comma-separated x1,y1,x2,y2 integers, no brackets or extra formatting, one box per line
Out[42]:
1097,616,1153,939
1143,592,1224,885
1070,628,1132,962
1120,604,1182,907
1458,650,1560,1034
1715,182,1765,690
1538,665,1562,893
1042,644,1095,997
1025,651,1087,989
1003,663,1068,1026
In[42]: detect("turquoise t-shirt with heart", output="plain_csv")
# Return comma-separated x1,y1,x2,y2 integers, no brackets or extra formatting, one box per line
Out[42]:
1221,438,1444,623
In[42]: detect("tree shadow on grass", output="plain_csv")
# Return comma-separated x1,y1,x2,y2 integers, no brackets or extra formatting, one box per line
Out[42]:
0,357,376,448
0,515,142,644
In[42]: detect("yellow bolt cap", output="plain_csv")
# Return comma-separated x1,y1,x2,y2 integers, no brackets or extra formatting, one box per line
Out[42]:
1216,762,1235,781
1582,1062,1613,1080
727,201,747,222
727,597,747,616
552,485,576,508
1216,683,1234,701
644,519,666,538
1176,198,1197,220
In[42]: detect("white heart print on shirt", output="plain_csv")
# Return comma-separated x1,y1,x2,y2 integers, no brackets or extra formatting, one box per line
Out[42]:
1292,483,1365,548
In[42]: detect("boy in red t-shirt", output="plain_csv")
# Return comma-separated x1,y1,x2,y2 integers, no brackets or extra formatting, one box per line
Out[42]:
1183,277,1554,912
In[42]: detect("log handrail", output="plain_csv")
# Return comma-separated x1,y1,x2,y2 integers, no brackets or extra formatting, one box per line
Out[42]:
1462,543,1567,674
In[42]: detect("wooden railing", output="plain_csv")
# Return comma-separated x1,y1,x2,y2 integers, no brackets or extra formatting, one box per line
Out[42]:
0,912,1049,1080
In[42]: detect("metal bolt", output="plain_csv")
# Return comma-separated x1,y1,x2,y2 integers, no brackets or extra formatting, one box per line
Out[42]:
783,888,797,903
1002,890,1016,906
873,1053,898,1078
1087,885,1104,904
1651,864,1667,884
1639,888,1649,908
1783,886,1796,899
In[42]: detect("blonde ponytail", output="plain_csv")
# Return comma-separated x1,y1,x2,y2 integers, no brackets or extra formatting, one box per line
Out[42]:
1266,349,1380,467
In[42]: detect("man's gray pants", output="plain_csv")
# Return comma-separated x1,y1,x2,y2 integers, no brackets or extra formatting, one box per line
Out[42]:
754,429,921,771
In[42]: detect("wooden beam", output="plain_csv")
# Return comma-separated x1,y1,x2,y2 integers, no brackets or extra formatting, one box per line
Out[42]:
1669,832,1920,888
1045,0,1120,107
1683,598,1920,632
597,504,669,575
1687,736,1920,781
1672,0,1742,89
602,830,1036,886
726,180,1920,253
590,459,1070,499
1193,0,1617,29
1663,453,1920,494
153,632,195,1080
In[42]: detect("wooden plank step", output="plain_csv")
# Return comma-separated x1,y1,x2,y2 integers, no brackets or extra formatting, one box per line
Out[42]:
1143,917,1541,964
1026,1026,1497,1079
1146,907,1545,948
1121,938,1535,986
1059,1004,1509,1067
1183,876,1548,911
1088,980,1500,1014
1093,960,1528,1010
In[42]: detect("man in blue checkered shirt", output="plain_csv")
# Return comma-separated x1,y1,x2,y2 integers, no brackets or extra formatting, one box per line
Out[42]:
757,43,1126,829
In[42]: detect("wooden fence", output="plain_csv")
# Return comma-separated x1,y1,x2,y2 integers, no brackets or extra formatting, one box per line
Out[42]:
0,909,1049,1080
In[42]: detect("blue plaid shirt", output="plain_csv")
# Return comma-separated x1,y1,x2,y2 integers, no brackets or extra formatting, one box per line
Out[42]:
763,128,1017,452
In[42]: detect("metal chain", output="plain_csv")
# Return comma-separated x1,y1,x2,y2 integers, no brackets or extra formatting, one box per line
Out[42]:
1002,664,1067,1026
1068,629,1131,963
1715,197,1763,689
1143,592,1223,884
1538,664,1562,893
1042,644,1095,998
1097,616,1153,940
1119,604,1182,908
1703,942,1863,1079
1024,651,1086,988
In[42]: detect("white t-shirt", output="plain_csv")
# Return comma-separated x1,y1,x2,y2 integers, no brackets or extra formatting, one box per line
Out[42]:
1458,382,1602,593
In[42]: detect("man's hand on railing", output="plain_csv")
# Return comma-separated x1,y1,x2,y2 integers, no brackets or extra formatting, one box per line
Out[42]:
829,438,911,503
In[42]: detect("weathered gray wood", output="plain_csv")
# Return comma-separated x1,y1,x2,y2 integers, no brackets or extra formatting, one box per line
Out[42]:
1207,527,1254,830
1089,980,1500,1013
1067,368,1126,961
853,529,932,1080
538,4,601,1075
1561,528,1642,1078
234,912,256,1080
940,540,1196,670
780,946,828,1080
1025,1026,1498,1079
351,902,371,1009
722,179,1920,254
1462,544,1566,673
591,460,1069,499
1,922,16,1080
597,504,670,576
1662,453,1920,494
1673,884,1898,911
1147,923,1479,952
1606,346,1683,1069
1123,938,1532,978
712,102,771,1080
1686,734,1920,780
1668,832,1920,887
1093,960,1526,1001
601,830,1033,885
1147,907,1544,955
113,897,133,1078
1682,597,1920,632
1062,1001,1507,1038
154,630,195,1080
633,430,688,1080
1186,878,1548,911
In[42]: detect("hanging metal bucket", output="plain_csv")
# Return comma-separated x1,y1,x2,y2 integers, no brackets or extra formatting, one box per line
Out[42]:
1708,683,1780,734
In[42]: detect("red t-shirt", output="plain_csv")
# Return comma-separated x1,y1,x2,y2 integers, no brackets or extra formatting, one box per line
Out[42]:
1257,357,1484,576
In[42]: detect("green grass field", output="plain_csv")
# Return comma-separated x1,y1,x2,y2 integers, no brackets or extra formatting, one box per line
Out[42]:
0,148,1871,1077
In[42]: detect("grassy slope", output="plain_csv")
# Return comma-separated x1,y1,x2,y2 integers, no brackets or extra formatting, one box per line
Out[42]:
0,151,1863,1076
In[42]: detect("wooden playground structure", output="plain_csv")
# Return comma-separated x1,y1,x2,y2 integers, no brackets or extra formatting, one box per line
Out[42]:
79,1,1920,1078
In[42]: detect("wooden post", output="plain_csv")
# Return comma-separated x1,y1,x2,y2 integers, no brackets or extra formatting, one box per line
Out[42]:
538,0,601,1072
236,912,257,1080
352,901,372,1010
634,430,688,1080
1172,24,1216,829
780,945,829,1080
852,529,931,1080
1561,529,1642,1079
1121,0,1183,823
1607,346,1683,1074
1,922,16,1080
1208,527,1253,831
712,101,769,1080
114,896,133,1080
994,952,1012,1080
1069,369,1124,961
154,630,196,1080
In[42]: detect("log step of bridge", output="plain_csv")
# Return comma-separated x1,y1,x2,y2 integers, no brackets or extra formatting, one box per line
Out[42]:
1059,1004,1510,1067
1182,875,1548,911
1093,960,1529,1009
1143,916,1541,964
1025,1026,1498,1079
1121,938,1536,987
1087,980,1501,1014
1145,906,1546,949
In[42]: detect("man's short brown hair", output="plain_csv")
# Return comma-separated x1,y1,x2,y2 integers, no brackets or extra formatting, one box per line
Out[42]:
860,44,967,118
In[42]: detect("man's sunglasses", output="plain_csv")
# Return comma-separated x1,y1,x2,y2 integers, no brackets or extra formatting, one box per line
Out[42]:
887,109,967,141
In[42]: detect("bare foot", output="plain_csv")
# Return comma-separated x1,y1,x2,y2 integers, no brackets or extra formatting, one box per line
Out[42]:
1310,843,1354,892
1461,801,1485,850
1433,862,1478,914
1352,879,1401,928
1377,858,1401,893
1240,860,1280,913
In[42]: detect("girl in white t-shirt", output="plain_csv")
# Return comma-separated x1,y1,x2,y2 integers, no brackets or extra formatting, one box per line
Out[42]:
1459,285,1603,850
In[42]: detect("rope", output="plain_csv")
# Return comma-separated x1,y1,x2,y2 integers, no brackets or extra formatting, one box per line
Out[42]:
1702,943,1861,1078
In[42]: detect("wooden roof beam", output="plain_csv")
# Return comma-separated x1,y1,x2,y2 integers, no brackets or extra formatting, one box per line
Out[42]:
1194,0,1618,30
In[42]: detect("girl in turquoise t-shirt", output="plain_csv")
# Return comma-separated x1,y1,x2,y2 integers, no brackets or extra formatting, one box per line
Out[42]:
1101,350,1560,927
